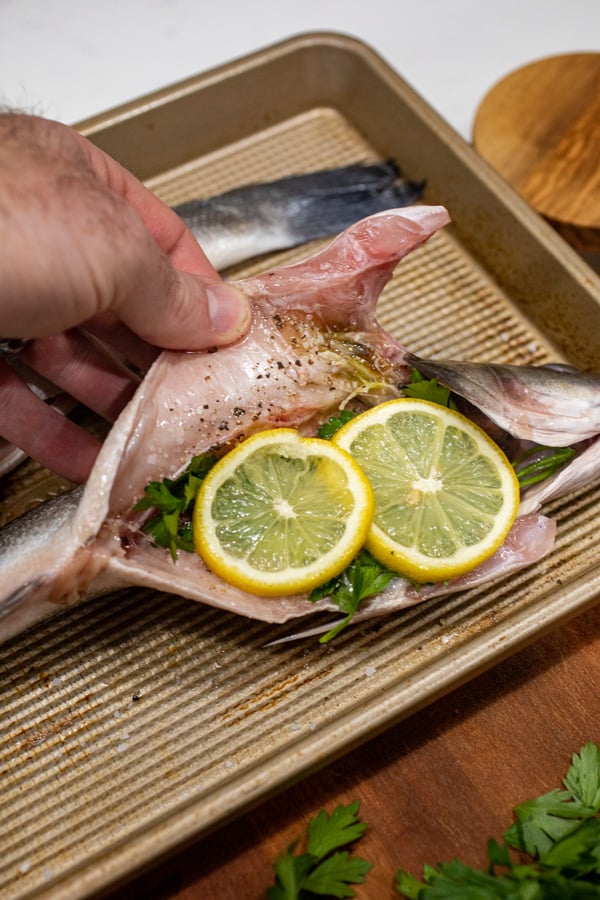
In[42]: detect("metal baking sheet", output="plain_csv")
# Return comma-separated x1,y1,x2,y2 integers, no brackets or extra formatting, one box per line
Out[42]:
2,32,600,900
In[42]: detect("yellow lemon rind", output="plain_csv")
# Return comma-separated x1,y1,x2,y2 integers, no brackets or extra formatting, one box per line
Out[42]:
333,398,520,584
193,428,374,597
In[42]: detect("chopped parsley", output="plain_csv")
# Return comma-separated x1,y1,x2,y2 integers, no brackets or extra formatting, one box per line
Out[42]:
267,801,372,899
133,452,217,560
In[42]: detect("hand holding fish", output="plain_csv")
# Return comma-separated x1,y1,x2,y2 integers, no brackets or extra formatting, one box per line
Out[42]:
0,113,250,482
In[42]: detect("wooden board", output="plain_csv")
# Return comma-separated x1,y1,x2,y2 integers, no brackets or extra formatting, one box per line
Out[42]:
473,53,600,253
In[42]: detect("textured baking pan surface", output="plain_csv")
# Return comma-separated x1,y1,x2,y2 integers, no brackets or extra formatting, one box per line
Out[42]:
1,33,600,900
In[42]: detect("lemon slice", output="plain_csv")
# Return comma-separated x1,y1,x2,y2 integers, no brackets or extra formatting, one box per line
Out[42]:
193,428,374,596
333,398,520,582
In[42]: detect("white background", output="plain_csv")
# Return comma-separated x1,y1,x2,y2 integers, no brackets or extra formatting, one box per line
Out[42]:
0,0,598,140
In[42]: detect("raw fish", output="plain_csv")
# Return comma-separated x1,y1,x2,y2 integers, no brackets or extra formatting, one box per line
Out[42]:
2,205,600,645
0,206,445,642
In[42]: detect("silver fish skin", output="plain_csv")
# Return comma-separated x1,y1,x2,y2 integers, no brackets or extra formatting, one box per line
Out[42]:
0,205,449,644
407,354,600,446
174,162,424,270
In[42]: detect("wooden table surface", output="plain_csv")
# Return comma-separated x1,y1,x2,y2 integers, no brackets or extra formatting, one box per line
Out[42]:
105,597,600,899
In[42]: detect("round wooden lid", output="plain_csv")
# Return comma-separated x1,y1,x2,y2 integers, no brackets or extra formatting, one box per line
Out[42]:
473,53,600,252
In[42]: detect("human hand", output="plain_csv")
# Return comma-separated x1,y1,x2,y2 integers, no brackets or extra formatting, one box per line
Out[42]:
0,114,250,483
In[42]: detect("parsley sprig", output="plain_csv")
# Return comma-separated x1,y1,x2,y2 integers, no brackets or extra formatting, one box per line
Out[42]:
317,409,360,440
396,741,600,898
309,550,396,643
403,368,457,408
267,801,372,899
133,453,217,560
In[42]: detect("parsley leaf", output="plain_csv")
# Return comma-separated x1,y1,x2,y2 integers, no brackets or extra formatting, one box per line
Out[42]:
267,802,372,900
505,742,600,858
309,550,396,643
317,410,360,440
307,802,369,857
395,742,600,899
403,369,456,409
133,453,217,560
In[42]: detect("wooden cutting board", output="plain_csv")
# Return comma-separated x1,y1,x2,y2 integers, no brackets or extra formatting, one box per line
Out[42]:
473,52,600,253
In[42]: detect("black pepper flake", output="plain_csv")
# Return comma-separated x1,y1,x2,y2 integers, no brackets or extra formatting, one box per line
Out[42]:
132,692,142,702
233,407,245,416
295,360,302,366
276,361,285,369
273,314,283,329
218,421,229,431
207,346,219,354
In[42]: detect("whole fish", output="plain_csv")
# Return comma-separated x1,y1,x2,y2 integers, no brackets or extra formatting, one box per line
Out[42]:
1,205,599,645
0,161,423,478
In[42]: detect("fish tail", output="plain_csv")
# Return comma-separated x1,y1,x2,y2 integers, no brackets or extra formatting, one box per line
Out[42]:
280,161,426,244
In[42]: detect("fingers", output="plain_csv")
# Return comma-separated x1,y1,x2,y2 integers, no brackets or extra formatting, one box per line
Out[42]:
0,360,101,483
75,130,252,350
82,313,159,372
19,330,140,422
77,131,218,276
116,277,252,351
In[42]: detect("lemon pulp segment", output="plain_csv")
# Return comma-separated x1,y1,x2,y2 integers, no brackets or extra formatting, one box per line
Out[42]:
333,399,520,582
193,428,374,595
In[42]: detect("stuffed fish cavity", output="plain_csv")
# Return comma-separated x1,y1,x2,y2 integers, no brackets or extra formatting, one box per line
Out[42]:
2,203,600,645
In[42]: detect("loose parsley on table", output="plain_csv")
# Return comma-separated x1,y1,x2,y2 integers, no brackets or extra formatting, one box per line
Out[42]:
267,742,600,898
267,801,372,900
395,740,600,898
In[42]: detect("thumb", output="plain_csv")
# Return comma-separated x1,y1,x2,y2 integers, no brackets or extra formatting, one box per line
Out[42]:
119,271,251,351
